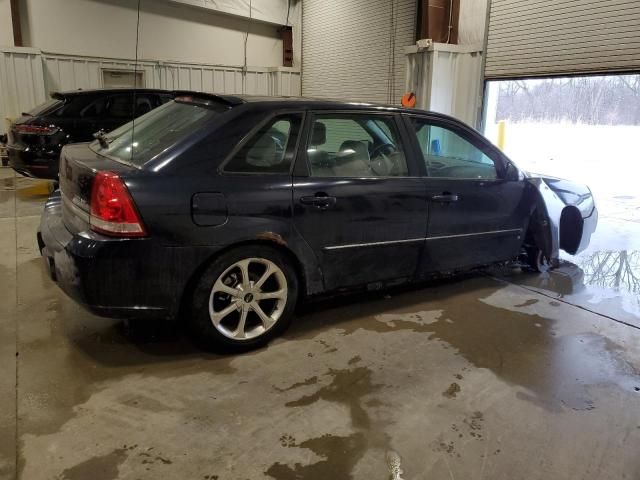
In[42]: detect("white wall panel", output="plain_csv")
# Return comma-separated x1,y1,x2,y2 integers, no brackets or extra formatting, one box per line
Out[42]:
458,0,488,45
486,0,640,78
0,48,46,132
43,54,301,96
1,48,301,133
20,0,284,67
302,0,416,103
405,43,484,127
169,0,300,27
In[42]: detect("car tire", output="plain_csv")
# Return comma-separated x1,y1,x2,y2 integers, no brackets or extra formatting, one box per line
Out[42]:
189,246,298,351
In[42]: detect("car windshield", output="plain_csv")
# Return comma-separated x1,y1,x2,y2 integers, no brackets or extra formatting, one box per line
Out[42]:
89,99,229,167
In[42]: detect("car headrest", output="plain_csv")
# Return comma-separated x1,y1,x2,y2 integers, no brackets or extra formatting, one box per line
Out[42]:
311,122,326,145
338,140,369,161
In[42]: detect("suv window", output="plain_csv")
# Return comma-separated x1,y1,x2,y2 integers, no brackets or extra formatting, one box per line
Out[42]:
80,97,106,118
412,119,498,179
106,94,135,119
224,114,303,174
307,114,408,177
26,98,63,116
82,94,158,119
52,95,99,118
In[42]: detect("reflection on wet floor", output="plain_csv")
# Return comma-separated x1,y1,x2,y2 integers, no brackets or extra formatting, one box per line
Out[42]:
578,250,640,291
2,166,640,479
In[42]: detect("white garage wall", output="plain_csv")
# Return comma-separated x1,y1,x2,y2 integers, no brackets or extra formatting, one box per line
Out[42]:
19,0,287,67
0,0,303,133
0,46,301,134
0,0,14,47
0,47,47,132
41,52,300,95
458,0,488,45
302,0,417,104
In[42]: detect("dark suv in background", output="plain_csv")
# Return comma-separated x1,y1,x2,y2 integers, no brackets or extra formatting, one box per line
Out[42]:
6,88,176,179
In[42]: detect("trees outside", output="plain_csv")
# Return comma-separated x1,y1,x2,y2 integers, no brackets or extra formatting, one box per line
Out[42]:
492,75,640,125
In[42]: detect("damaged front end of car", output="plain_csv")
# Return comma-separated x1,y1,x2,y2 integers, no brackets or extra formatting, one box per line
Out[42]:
524,174,598,268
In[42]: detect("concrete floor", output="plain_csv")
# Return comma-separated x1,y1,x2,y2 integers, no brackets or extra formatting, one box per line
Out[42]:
1,166,640,480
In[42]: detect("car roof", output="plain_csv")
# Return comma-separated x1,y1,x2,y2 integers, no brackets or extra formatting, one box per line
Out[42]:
50,89,464,123
232,95,467,123
237,94,403,110
53,88,174,97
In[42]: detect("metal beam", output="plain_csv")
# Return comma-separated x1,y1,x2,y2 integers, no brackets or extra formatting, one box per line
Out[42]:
10,0,22,47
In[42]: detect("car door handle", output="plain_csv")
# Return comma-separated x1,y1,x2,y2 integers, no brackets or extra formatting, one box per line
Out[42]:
300,195,337,209
430,193,459,202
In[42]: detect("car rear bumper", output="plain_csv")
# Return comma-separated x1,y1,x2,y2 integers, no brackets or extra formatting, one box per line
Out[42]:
38,193,215,320
8,145,60,180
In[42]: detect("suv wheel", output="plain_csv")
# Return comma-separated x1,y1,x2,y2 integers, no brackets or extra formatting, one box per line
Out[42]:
190,246,298,350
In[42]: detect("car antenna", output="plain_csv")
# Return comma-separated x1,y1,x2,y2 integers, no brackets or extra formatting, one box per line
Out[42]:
130,0,141,163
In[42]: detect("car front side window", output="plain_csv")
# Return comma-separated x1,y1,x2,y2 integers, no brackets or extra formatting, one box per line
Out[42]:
224,113,303,174
306,114,408,177
412,119,498,180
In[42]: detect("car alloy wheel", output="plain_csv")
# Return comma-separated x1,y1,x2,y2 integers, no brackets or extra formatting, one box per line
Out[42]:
208,257,288,341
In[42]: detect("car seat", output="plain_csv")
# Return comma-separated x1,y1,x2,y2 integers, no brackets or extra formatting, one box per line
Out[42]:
334,140,371,176
307,122,333,176
135,98,153,116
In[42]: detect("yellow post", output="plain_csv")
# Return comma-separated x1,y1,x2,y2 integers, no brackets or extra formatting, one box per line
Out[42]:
496,120,507,151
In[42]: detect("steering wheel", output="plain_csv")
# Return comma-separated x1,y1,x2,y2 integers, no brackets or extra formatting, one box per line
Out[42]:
369,143,398,176
370,143,396,159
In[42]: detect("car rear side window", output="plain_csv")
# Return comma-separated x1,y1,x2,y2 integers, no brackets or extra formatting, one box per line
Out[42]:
306,114,408,177
53,95,101,118
223,113,303,174
412,119,498,179
106,94,135,119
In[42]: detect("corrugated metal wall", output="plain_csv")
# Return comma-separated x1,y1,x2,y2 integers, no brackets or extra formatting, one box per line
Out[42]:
0,47,301,133
405,43,484,127
42,53,301,96
302,0,416,104
486,0,640,78
0,48,47,132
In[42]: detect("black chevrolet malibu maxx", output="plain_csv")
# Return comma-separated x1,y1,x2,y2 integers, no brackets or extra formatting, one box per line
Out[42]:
38,94,597,349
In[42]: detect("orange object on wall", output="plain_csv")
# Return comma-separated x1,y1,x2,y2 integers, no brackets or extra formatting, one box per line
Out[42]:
401,92,417,108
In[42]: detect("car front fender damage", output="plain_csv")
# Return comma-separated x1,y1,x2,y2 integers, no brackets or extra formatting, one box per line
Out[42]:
525,175,598,263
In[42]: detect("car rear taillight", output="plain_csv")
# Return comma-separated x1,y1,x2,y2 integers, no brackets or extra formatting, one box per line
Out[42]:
90,171,146,238
14,124,60,135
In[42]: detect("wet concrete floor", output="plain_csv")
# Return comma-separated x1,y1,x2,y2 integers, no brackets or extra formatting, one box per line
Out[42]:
1,167,640,479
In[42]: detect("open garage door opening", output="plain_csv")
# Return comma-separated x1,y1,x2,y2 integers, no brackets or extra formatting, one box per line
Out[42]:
483,74,640,314
484,73,640,219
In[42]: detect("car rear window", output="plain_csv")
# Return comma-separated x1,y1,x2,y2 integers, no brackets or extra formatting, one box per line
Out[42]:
26,98,63,116
89,99,229,167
